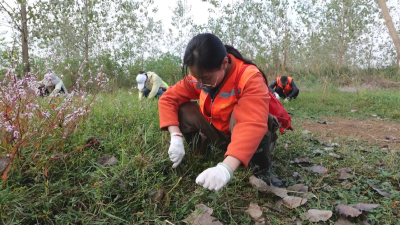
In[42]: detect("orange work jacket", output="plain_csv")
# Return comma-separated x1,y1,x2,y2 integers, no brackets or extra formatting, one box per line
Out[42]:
158,54,270,167
276,77,293,94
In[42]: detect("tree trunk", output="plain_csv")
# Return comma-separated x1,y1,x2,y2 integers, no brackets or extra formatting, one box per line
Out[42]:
338,0,346,69
282,7,288,74
20,3,30,75
367,35,374,70
229,0,234,46
377,0,400,68
67,45,70,59
84,0,89,62
140,38,144,70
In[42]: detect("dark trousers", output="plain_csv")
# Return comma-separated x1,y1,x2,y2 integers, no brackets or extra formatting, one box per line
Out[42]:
39,86,66,97
275,86,299,99
142,88,165,98
177,101,279,176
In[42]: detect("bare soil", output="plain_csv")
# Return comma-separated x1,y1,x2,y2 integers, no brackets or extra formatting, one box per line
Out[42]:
302,117,400,149
339,82,400,92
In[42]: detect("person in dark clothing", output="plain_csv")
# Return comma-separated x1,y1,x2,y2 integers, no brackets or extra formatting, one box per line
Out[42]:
269,76,299,102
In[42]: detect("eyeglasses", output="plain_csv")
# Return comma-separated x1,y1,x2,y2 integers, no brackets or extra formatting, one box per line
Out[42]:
188,72,222,88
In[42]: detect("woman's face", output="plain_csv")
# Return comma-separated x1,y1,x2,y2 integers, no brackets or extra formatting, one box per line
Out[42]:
188,57,229,89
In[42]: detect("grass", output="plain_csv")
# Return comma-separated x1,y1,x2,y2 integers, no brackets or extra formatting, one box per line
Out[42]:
289,87,400,122
1,88,399,224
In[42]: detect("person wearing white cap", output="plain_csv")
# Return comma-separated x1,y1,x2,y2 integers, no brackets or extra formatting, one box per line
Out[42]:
136,71,169,99
38,72,68,97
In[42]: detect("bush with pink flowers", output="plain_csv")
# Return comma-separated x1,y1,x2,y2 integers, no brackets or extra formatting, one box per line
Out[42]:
0,56,109,182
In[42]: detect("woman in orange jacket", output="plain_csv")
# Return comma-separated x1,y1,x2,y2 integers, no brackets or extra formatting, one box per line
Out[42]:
158,33,283,191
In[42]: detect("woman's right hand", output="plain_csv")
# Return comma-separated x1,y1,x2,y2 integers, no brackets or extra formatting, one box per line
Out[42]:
168,132,185,168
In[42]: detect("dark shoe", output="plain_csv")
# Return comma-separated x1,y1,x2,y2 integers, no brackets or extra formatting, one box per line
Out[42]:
249,127,283,187
257,171,284,187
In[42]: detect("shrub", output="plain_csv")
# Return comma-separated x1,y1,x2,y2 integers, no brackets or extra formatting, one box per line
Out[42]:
0,56,109,183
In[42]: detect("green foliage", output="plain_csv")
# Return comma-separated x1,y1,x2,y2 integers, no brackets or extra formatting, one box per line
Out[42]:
1,89,399,224
145,53,183,85
1,0,400,223
3,0,400,83
169,0,194,57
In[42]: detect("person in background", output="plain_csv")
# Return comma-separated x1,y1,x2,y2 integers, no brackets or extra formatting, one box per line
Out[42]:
136,71,169,99
38,72,67,97
158,33,283,192
268,76,299,102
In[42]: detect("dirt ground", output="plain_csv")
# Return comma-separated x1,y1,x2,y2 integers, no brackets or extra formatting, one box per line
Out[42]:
338,80,400,92
302,117,400,149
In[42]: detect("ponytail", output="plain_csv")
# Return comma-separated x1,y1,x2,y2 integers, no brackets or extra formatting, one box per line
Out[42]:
224,45,268,85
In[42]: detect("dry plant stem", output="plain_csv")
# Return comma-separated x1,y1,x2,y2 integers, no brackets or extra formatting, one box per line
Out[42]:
225,202,238,225
167,177,182,195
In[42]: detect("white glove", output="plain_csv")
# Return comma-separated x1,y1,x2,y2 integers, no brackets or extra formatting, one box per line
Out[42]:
168,132,185,168
195,163,233,191
274,92,280,99
284,98,289,103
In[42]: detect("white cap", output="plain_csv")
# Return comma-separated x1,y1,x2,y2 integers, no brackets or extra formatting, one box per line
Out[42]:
44,72,61,87
136,73,147,90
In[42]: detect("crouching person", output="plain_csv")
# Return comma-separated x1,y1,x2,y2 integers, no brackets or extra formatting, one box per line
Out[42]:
38,72,68,97
158,33,283,192
136,71,169,99
269,76,299,102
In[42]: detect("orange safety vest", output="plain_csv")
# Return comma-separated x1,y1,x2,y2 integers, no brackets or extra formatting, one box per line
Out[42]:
188,59,261,136
276,77,293,95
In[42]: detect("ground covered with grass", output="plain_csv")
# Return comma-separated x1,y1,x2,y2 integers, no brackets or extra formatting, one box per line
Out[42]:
1,88,399,224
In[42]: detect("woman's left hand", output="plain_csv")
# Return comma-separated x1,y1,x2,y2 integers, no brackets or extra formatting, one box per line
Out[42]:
195,163,233,191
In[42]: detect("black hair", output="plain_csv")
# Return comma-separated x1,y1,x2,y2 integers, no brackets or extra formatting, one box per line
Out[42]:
138,71,147,78
183,33,227,78
182,33,268,84
224,45,268,84
281,76,288,82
